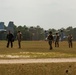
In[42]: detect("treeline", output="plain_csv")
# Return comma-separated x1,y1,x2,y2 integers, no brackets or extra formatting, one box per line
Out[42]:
0,25,76,41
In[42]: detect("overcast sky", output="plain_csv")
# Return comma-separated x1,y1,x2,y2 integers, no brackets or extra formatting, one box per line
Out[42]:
0,0,76,30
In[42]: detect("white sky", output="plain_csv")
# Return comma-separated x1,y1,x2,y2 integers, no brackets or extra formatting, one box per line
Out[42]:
0,0,76,30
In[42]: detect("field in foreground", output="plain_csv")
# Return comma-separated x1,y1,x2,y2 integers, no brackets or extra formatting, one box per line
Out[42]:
0,63,76,75
0,41,76,58
0,41,76,75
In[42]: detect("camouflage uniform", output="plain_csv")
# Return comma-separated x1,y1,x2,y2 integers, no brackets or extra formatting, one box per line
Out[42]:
6,31,14,48
47,31,54,50
55,33,59,47
17,31,22,48
67,34,73,48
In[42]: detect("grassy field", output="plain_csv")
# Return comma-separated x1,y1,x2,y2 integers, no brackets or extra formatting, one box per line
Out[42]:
0,40,76,58
0,63,76,75
0,41,76,75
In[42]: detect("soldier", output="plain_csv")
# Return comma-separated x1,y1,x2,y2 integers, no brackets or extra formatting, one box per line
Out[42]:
47,31,54,50
67,34,73,48
6,31,14,48
55,33,60,47
17,31,22,48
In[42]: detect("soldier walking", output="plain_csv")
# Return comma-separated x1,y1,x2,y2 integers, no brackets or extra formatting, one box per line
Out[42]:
47,31,54,50
17,31,22,48
67,34,73,48
6,31,14,48
55,33,60,47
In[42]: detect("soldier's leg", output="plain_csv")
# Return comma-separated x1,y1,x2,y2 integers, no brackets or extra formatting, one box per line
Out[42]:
11,41,13,48
19,41,21,48
49,40,52,50
71,41,73,48
57,42,59,47
18,40,21,48
69,43,70,48
68,41,70,48
7,40,9,48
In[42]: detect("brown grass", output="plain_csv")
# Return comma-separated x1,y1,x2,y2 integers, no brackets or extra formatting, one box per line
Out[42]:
0,41,76,58
0,41,76,75
0,63,76,75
